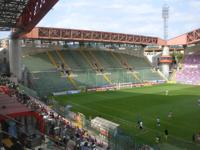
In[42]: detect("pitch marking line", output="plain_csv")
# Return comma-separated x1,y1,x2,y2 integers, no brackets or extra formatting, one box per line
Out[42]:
135,130,149,136
69,102,199,147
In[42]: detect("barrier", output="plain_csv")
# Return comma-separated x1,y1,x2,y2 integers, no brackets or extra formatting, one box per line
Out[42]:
86,81,165,92
53,90,81,96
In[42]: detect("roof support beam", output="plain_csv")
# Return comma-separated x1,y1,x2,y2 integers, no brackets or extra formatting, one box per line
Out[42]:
22,27,159,45
13,0,58,38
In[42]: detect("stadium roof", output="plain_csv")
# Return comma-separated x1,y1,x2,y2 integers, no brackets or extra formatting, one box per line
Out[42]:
0,0,58,37
22,27,166,45
0,0,29,29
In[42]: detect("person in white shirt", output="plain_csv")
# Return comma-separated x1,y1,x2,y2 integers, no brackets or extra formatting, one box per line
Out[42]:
139,121,143,130
165,90,169,96
156,117,160,127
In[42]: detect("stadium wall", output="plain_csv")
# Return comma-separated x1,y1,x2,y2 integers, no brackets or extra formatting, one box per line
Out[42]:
21,46,145,58
185,44,200,55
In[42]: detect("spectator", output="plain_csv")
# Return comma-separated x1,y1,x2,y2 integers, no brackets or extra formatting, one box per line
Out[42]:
164,129,168,140
66,136,76,150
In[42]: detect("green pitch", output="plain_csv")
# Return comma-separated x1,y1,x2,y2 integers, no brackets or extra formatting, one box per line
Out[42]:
55,84,200,149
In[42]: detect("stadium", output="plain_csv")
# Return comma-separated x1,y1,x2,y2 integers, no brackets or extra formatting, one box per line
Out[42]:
0,0,200,150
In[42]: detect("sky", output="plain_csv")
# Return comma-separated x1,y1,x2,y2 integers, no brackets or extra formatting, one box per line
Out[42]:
0,0,200,39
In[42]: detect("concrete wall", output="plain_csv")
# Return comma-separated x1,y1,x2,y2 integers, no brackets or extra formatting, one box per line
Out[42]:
21,45,145,58
185,44,200,55
0,49,9,63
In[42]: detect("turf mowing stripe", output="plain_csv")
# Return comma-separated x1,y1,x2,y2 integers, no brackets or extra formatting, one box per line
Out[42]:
69,101,200,148
91,101,197,133
135,130,149,136
77,84,196,105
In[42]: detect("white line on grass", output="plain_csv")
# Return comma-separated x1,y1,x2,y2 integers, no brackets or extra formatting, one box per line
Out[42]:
69,102,199,147
135,130,149,136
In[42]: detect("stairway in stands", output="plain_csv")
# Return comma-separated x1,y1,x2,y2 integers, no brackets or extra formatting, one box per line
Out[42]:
46,50,78,89
111,52,142,83
79,49,112,85
88,51,112,84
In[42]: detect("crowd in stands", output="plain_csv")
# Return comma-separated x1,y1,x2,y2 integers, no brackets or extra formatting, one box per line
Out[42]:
176,53,200,85
0,75,106,150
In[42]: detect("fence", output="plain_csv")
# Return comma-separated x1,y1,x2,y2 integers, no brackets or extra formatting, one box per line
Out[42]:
28,67,163,97
51,101,158,150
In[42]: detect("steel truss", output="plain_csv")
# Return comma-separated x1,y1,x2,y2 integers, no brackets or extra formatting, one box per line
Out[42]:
187,28,200,44
31,27,158,45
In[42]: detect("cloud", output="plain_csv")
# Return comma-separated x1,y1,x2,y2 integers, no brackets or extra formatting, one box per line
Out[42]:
1,0,199,39
189,0,200,8
0,31,10,39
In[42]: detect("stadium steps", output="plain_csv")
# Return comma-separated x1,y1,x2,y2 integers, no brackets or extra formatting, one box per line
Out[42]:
68,51,102,86
23,49,165,94
55,49,71,70
68,50,92,70
77,50,107,86
67,76,78,89
95,51,129,83
169,69,177,82
46,50,78,89
75,50,122,84
111,52,125,68
88,51,112,84
58,50,93,87
178,53,185,71
117,53,142,83
79,50,110,85
131,72,142,82
157,69,169,81
46,51,58,67
61,50,83,70
79,50,97,70
55,49,78,89
102,73,112,84
110,52,137,83
93,51,117,69
123,54,163,81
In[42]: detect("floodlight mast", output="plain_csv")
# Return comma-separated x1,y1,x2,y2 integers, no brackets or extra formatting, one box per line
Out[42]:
160,3,172,79
162,4,169,41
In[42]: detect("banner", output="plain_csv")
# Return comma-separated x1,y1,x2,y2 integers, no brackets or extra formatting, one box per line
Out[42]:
53,90,81,96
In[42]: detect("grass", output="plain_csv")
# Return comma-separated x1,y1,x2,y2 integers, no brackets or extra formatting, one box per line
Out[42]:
54,84,200,149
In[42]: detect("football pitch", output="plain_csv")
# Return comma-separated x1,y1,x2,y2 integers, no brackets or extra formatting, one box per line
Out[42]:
55,84,200,149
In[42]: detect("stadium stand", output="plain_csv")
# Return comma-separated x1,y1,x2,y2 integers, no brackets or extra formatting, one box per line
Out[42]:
22,49,163,96
176,52,200,85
